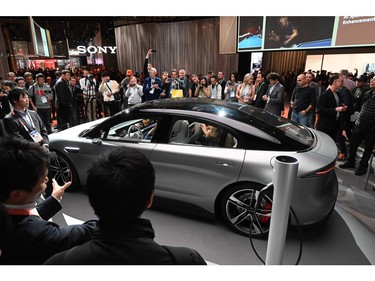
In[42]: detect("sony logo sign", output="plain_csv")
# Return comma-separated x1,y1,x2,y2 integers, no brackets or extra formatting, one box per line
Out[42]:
76,46,117,54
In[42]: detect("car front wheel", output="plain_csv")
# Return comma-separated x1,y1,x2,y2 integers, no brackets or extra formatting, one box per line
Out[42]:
220,183,273,237
49,152,79,191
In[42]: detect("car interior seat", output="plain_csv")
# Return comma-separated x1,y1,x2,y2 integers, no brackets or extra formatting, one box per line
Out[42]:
170,120,190,144
188,122,202,144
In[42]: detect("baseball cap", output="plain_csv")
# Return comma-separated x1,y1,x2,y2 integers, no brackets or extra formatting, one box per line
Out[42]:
356,75,367,83
126,69,133,76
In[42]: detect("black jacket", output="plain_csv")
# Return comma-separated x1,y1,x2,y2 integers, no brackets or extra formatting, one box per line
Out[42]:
44,218,206,265
316,88,339,140
2,196,97,264
356,90,375,131
54,78,73,109
254,82,268,109
3,109,49,146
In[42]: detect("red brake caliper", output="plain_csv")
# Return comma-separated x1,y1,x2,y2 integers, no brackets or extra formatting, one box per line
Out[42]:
260,202,272,224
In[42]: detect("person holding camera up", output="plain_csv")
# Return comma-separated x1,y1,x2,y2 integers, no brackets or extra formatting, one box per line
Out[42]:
194,77,210,98
143,68,162,101
80,70,97,122
99,72,121,117
28,73,53,134
160,71,171,98
125,76,143,107
143,49,156,81
224,71,241,102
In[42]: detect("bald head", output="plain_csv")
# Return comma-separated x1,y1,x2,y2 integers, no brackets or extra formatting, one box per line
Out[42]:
296,74,308,88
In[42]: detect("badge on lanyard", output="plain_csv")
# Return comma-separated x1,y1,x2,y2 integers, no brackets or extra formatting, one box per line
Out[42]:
30,130,43,143
41,95,48,103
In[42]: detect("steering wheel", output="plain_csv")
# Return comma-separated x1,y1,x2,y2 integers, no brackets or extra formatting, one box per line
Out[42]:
127,124,143,139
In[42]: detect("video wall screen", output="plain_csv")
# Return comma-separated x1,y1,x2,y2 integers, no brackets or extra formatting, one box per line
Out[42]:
51,39,70,58
29,17,51,57
237,16,375,52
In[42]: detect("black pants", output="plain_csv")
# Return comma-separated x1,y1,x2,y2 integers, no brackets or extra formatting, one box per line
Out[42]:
347,126,375,169
37,108,52,134
103,101,120,117
58,106,72,130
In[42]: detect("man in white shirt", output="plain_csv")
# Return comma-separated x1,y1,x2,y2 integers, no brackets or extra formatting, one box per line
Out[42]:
208,75,222,100
79,70,97,121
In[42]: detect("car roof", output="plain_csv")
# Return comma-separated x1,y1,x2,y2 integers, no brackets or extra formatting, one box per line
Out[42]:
134,98,243,111
130,98,257,121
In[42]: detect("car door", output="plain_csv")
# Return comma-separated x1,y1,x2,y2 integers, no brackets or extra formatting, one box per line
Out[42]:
149,117,246,214
77,117,159,185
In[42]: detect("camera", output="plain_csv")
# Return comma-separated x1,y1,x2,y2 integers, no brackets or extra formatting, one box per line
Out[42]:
87,74,95,86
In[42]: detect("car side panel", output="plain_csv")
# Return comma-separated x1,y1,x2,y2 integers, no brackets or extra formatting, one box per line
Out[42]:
70,139,157,186
150,144,246,214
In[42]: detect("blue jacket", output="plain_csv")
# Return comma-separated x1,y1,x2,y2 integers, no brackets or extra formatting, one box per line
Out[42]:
143,77,163,101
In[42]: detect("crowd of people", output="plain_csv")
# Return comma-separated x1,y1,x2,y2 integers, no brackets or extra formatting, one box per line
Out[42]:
1,48,375,264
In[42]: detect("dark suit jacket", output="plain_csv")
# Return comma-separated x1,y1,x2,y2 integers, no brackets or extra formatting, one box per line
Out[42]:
143,77,163,101
316,88,339,140
2,211,97,264
44,218,206,265
3,109,49,146
54,78,73,109
36,196,62,221
265,82,285,115
254,81,268,109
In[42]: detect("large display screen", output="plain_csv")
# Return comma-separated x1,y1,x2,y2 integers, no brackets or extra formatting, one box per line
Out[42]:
237,16,375,52
51,39,70,58
29,16,51,57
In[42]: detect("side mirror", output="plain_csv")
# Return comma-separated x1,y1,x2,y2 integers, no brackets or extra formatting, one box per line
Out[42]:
92,138,102,145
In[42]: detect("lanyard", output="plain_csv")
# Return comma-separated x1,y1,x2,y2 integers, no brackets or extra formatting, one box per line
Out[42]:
13,110,36,132
6,208,37,216
36,85,44,96
106,82,112,93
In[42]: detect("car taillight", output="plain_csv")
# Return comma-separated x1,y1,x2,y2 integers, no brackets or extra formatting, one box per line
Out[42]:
302,161,336,178
315,162,336,175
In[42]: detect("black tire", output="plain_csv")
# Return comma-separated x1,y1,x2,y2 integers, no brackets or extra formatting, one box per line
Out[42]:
220,183,273,237
49,151,80,191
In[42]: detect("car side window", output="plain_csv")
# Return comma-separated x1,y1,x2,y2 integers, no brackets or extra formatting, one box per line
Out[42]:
106,118,158,142
200,123,223,147
169,119,190,144
168,119,238,148
224,132,238,148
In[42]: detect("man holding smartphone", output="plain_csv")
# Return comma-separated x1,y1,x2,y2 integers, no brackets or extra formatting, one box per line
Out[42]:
143,68,162,101
125,77,143,106
143,49,155,81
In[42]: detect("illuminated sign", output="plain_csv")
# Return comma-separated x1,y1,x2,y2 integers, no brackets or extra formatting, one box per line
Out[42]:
76,46,117,54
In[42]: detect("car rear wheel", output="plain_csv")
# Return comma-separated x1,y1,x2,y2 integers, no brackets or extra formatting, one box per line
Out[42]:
220,183,273,237
49,152,79,191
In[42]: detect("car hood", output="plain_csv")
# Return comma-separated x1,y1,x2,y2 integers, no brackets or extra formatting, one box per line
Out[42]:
49,118,107,141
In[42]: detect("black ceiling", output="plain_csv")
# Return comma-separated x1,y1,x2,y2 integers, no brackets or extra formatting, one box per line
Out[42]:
0,16,213,48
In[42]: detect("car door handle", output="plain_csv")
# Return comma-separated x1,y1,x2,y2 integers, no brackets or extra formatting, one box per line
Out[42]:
217,161,234,167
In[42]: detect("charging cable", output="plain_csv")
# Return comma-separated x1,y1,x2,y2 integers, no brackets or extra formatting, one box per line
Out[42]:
249,183,303,265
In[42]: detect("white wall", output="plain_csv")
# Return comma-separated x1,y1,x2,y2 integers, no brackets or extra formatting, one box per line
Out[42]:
305,53,375,74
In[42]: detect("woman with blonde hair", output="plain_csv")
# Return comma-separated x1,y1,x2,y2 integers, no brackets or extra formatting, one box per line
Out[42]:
236,73,255,104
